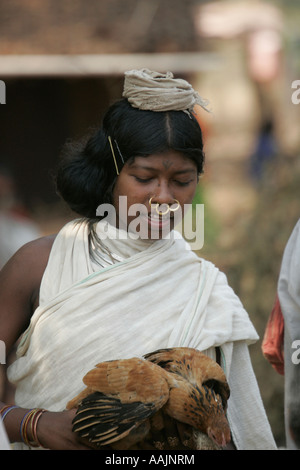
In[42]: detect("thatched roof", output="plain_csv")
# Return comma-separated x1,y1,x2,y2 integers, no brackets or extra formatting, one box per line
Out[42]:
0,0,207,54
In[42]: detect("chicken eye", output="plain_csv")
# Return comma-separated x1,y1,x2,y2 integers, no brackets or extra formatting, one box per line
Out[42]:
203,379,218,390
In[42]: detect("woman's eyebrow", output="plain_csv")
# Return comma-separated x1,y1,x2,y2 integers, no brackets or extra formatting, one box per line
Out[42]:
129,163,196,174
129,164,155,171
173,169,197,175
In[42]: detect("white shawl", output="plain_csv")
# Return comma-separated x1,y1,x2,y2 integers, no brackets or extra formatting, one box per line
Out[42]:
8,219,276,449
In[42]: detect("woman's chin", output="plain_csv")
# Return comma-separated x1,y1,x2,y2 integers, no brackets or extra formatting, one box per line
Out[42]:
133,214,174,240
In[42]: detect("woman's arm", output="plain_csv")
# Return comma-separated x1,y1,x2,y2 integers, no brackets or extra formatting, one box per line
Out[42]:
0,401,91,449
0,236,54,353
0,236,92,449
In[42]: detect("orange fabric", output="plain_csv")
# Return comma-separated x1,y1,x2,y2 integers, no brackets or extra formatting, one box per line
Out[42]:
262,295,285,375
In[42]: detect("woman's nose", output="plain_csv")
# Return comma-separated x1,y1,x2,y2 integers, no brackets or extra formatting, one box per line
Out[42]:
151,182,174,205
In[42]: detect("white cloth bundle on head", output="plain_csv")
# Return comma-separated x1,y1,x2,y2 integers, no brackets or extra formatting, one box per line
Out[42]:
123,68,210,114
8,219,276,449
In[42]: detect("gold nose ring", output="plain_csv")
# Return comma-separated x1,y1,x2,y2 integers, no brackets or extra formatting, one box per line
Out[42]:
169,199,180,212
156,204,170,216
149,197,169,215
149,198,180,215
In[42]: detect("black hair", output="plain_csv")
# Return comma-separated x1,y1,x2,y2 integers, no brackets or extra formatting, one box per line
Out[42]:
55,98,205,218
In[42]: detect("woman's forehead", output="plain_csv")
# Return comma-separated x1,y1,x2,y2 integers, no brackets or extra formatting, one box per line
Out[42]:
128,151,197,171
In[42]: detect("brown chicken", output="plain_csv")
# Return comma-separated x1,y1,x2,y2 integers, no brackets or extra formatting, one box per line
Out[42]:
66,347,231,450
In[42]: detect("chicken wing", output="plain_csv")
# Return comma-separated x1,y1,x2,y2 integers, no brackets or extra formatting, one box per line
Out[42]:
67,348,231,450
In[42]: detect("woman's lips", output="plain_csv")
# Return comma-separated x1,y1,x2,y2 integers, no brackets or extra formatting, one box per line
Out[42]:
145,212,174,229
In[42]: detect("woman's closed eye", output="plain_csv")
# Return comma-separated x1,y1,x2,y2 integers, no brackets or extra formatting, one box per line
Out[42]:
134,176,153,183
174,180,193,187
133,176,193,186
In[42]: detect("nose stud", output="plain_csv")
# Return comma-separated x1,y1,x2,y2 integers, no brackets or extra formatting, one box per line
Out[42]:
149,197,180,215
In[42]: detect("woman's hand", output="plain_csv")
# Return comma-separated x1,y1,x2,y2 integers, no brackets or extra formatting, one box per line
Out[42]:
36,409,93,450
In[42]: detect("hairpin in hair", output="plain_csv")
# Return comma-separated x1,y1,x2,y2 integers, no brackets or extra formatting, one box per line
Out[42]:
108,136,125,176
114,139,125,165
108,136,119,175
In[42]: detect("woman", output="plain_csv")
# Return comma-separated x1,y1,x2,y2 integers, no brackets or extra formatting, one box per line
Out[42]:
0,69,276,450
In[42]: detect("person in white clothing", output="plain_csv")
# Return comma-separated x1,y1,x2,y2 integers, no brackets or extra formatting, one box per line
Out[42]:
0,69,276,450
0,165,40,270
277,219,300,449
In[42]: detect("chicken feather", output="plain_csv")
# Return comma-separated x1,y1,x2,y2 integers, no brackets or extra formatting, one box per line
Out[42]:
67,347,231,450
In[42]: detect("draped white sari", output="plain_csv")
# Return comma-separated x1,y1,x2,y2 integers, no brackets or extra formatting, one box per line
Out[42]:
8,219,276,450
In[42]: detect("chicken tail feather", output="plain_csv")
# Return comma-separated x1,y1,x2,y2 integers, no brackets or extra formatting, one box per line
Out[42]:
72,391,156,446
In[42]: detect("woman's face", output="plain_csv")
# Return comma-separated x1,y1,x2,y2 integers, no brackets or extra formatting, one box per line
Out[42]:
112,150,199,239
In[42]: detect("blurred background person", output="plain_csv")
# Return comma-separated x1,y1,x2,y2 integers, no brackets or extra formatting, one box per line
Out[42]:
263,218,300,449
0,164,40,405
0,164,40,270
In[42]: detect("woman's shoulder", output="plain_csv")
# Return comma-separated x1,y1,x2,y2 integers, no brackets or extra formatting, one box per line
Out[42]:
0,234,58,346
1,234,57,293
16,233,57,264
